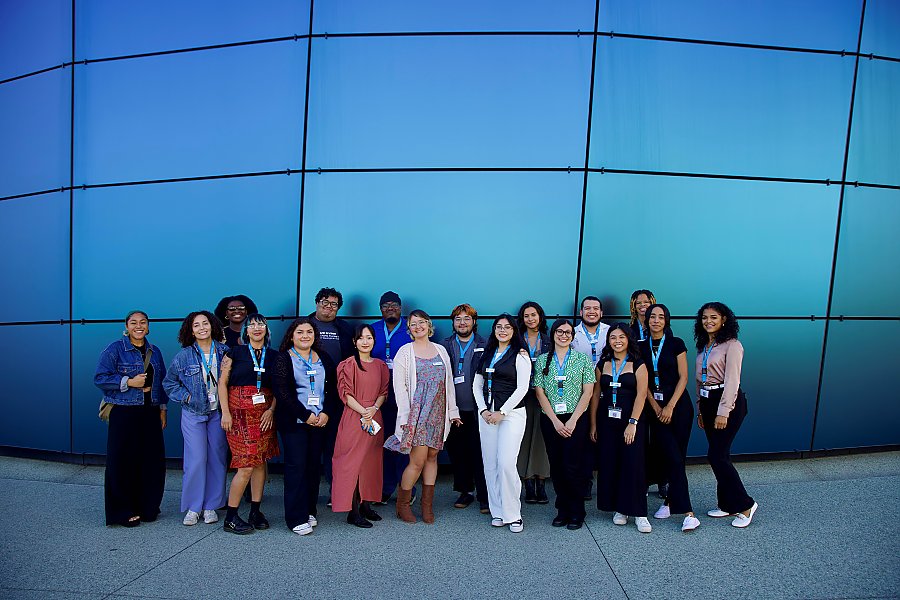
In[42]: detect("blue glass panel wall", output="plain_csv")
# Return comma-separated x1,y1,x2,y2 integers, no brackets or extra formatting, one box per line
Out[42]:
0,0,71,80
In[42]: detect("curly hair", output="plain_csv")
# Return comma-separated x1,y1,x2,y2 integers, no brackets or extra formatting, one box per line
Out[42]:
177,311,225,347
694,301,739,351
517,301,548,335
629,289,656,325
213,295,258,327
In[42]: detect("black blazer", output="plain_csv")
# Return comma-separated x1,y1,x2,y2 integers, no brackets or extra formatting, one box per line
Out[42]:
275,351,341,432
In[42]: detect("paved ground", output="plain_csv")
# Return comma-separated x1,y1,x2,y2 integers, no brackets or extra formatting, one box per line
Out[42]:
0,452,897,600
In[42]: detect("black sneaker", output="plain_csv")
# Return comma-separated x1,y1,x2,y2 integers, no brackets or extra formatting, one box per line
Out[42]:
248,510,270,530
567,519,584,530
223,514,254,535
360,503,382,522
552,514,567,527
454,492,475,508
347,511,373,529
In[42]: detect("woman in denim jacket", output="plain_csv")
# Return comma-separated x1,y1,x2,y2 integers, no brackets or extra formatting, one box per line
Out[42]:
94,310,169,527
163,311,229,527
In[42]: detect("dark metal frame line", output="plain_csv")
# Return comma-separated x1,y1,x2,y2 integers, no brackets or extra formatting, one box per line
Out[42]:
295,0,315,316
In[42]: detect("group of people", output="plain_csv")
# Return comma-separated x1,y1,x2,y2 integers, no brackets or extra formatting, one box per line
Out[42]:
94,288,758,536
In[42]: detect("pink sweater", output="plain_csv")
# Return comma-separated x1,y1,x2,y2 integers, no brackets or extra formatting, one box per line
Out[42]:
695,339,744,417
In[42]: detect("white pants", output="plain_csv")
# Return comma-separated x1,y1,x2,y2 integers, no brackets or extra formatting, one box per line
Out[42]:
478,407,527,523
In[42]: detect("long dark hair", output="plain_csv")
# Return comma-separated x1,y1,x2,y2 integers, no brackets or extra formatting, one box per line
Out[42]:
178,310,225,347
542,318,574,377
352,324,377,371
694,301,739,351
644,303,673,338
480,314,524,372
516,301,548,335
213,294,258,326
598,322,642,364
278,317,322,355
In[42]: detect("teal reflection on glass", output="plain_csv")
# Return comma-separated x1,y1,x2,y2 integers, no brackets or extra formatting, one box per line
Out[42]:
830,186,900,316
591,38,853,179
600,0,860,50
579,174,838,317
76,0,309,59
72,322,185,455
846,59,899,186
0,0,71,80
307,35,592,168
313,0,595,33
72,176,300,320
0,195,69,322
74,43,306,184
815,320,900,449
299,172,584,316
860,0,900,58
0,70,70,198
0,325,70,451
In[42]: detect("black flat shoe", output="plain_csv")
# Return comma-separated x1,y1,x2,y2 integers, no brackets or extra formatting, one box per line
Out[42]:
552,515,567,527
347,512,373,529
248,511,269,530
360,503,382,522
121,516,141,528
567,519,584,530
223,515,254,535
535,479,549,504
454,493,475,508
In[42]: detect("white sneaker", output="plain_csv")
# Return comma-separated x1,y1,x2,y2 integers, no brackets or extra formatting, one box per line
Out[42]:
292,523,313,536
731,502,759,528
635,517,652,533
202,510,218,524
308,515,318,527
612,512,627,525
707,507,731,518
653,504,671,519
509,519,524,533
182,510,200,526
682,515,700,532
491,517,504,527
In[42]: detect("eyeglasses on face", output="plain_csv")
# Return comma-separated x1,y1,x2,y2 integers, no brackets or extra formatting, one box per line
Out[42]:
495,324,514,332
380,302,400,309
453,316,473,323
226,306,246,312
247,323,267,330
555,330,574,337
409,321,429,329
318,300,339,308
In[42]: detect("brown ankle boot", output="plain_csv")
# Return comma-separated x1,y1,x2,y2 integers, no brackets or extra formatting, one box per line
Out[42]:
396,487,416,523
421,484,435,524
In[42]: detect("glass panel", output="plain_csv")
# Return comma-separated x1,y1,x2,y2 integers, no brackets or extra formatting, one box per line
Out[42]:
74,43,306,184
830,186,900,316
76,0,309,60
591,38,854,180
314,0,595,33
0,324,70,451
579,174,838,317
815,320,900,449
306,35,592,168
0,0,71,80
860,0,900,58
0,195,69,322
72,176,300,320
0,70,70,198
599,0,861,50
72,321,184,455
846,58,899,186
299,171,584,317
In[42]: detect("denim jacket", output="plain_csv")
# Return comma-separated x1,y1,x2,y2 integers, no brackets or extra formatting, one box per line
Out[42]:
94,336,169,408
163,342,229,416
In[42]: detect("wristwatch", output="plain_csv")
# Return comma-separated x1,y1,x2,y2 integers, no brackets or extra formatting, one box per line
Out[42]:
628,418,638,425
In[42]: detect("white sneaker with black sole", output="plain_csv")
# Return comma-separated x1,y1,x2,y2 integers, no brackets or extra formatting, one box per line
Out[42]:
509,520,524,533
491,517,504,527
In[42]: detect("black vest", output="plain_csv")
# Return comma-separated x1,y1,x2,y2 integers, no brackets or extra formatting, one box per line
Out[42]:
479,349,523,411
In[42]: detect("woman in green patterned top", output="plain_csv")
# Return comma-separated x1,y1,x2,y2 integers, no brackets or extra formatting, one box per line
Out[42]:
532,319,596,530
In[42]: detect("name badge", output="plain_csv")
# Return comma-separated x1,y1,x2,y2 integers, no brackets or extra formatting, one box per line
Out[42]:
306,370,316,376
208,393,218,411
485,368,495,373
531,357,537,363
474,348,484,353
253,367,265,373
554,401,567,414
653,392,664,402
385,359,393,370
432,362,443,367
308,395,320,407
453,375,465,385
555,375,567,382
252,393,266,405
608,407,622,419
610,382,621,388
699,388,710,398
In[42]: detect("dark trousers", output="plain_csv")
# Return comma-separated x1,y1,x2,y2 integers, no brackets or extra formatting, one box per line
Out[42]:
280,425,324,529
321,414,339,483
445,409,488,502
649,395,694,514
380,388,409,496
540,413,588,522
596,413,647,517
699,389,754,514
105,404,166,525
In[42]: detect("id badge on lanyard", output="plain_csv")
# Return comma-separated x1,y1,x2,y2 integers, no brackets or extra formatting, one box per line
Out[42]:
250,346,267,404
608,357,626,418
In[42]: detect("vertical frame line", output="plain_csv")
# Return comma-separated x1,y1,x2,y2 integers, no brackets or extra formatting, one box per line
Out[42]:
295,0,316,316
68,0,76,454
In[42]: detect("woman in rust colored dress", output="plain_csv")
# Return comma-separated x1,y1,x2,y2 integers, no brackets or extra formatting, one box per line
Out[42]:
332,324,391,528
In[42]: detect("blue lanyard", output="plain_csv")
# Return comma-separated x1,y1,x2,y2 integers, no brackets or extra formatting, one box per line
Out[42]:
701,343,716,384
290,348,317,395
384,321,401,359
249,346,267,392
195,342,217,389
486,346,510,397
554,348,571,398
524,333,541,359
648,335,665,389
637,322,646,341
582,324,601,360
610,357,628,407
455,335,474,375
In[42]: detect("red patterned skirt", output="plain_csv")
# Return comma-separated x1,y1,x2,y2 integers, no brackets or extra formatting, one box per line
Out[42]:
226,386,279,468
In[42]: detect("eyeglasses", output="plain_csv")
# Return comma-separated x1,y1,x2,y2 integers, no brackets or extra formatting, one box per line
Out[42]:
318,300,339,308
247,323,267,330
380,302,400,309
409,321,429,329
555,330,574,337
495,325,514,332
453,316,473,323
226,306,246,312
